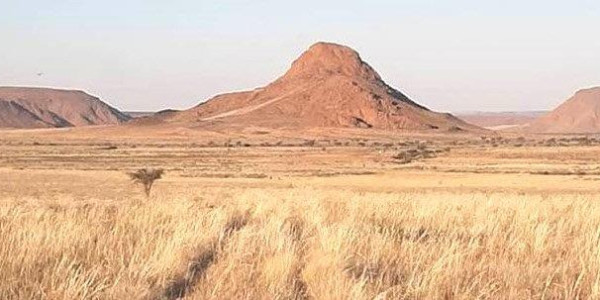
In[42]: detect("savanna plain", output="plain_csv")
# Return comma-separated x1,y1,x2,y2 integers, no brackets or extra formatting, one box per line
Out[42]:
2,129,600,299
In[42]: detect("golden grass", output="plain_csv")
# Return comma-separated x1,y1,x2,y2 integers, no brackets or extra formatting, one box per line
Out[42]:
3,131,600,299
2,186,600,299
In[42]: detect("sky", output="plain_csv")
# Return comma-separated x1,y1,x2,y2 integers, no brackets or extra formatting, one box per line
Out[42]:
1,0,599,113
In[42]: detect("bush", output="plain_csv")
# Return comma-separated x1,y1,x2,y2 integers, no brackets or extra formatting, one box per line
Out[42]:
392,145,439,164
304,139,316,147
393,150,417,164
128,168,164,197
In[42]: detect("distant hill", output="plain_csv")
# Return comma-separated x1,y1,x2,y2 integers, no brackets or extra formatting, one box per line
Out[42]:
528,87,600,133
457,111,546,130
137,42,481,132
125,111,155,118
0,87,130,129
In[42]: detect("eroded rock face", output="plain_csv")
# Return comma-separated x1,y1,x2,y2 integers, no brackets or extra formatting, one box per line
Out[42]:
529,87,600,133
147,42,479,131
0,87,130,128
281,42,382,82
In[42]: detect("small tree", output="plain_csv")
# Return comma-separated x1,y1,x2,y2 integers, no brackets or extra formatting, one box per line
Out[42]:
128,168,164,197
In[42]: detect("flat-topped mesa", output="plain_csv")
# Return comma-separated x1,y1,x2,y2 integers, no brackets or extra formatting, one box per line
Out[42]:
280,42,382,82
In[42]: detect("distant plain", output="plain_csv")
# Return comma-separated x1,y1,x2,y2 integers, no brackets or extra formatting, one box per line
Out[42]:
3,128,600,299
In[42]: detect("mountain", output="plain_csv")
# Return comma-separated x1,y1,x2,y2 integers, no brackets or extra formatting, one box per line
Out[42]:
528,87,600,133
0,87,130,128
145,42,480,131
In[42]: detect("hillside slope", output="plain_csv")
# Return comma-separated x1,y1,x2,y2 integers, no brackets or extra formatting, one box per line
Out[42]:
528,87,600,133
145,42,480,132
0,87,130,128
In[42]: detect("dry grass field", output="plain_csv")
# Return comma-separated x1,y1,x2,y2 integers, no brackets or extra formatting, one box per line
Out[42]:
2,129,600,299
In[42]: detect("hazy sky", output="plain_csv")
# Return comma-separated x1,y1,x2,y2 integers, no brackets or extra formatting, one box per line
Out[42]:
2,1,599,112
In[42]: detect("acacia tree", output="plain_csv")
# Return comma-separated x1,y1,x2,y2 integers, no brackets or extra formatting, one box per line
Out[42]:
128,168,164,197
